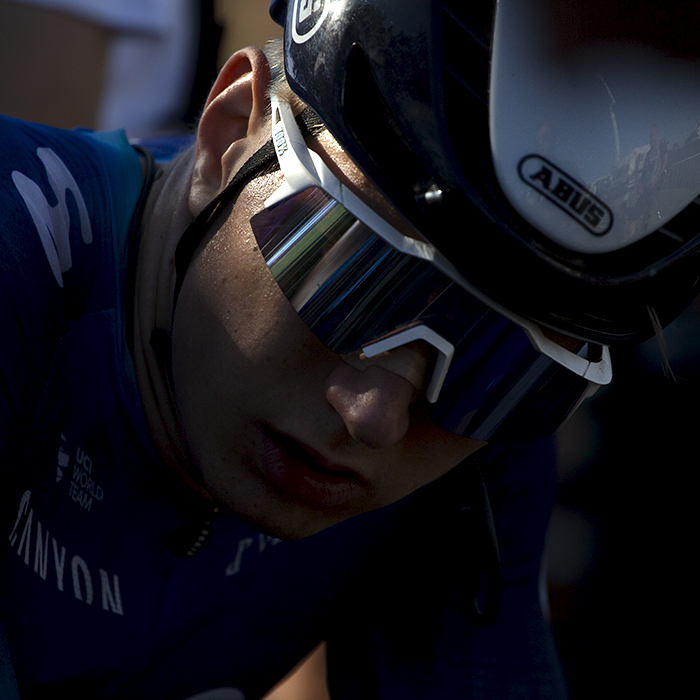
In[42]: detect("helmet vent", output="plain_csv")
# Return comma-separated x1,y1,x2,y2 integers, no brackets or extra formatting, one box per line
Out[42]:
442,0,491,105
343,43,431,211
441,1,496,189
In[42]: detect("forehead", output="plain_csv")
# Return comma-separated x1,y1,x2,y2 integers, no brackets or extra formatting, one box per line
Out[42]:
305,128,426,242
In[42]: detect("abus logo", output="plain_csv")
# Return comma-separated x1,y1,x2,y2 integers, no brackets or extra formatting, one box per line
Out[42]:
292,0,328,44
518,155,613,236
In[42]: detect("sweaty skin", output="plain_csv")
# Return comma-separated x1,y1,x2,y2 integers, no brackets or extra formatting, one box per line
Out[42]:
169,163,482,538
133,47,484,539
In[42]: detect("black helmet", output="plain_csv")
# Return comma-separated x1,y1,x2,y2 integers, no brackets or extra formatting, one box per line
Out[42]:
270,0,700,345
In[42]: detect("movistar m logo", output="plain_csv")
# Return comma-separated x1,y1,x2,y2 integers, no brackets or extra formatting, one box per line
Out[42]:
12,148,92,287
518,155,613,236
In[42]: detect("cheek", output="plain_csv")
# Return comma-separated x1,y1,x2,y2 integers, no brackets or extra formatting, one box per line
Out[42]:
169,219,278,439
176,216,286,362
170,215,337,442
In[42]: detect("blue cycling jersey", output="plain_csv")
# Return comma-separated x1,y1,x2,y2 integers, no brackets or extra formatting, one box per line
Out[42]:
0,116,568,699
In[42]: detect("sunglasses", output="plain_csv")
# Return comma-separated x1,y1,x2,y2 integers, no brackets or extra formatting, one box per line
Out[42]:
244,99,613,442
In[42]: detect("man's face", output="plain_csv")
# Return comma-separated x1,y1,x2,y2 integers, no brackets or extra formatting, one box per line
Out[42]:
171,129,483,539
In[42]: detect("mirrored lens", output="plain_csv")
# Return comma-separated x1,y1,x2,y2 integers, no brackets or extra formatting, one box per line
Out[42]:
252,187,473,353
250,187,594,441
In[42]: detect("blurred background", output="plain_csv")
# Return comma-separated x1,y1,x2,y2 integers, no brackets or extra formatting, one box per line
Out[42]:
549,294,698,699
0,0,281,137
1,1,696,698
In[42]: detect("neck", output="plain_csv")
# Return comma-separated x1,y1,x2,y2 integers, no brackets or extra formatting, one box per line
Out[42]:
132,148,214,500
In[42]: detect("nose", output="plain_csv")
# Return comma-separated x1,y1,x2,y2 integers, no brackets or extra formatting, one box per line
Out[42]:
325,362,417,449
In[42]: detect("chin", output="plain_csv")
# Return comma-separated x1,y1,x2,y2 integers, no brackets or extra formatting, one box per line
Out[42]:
203,477,359,541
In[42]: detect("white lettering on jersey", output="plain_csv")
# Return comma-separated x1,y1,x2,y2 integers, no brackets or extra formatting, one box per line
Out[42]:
225,537,253,577
8,490,124,615
58,435,107,513
12,147,92,288
71,555,94,604
224,534,281,577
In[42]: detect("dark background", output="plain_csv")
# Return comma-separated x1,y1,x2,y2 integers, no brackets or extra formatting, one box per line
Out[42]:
549,294,699,697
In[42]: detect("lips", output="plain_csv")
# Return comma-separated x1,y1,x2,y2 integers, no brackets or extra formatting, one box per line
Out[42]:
257,424,365,509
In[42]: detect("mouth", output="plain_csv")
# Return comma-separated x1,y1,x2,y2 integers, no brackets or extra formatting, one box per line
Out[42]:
257,424,366,509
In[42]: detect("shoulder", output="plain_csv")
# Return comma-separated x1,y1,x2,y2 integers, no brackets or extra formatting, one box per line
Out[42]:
1,117,143,311
0,116,145,453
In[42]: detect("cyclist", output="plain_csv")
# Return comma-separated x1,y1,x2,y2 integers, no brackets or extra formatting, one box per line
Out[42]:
2,1,699,697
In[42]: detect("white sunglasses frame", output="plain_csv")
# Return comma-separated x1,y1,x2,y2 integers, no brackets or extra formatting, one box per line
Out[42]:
264,98,613,406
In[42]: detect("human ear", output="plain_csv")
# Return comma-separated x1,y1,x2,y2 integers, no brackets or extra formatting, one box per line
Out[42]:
189,46,271,216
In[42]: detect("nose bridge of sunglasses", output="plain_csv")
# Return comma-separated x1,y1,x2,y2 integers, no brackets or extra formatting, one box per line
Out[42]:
362,324,455,403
